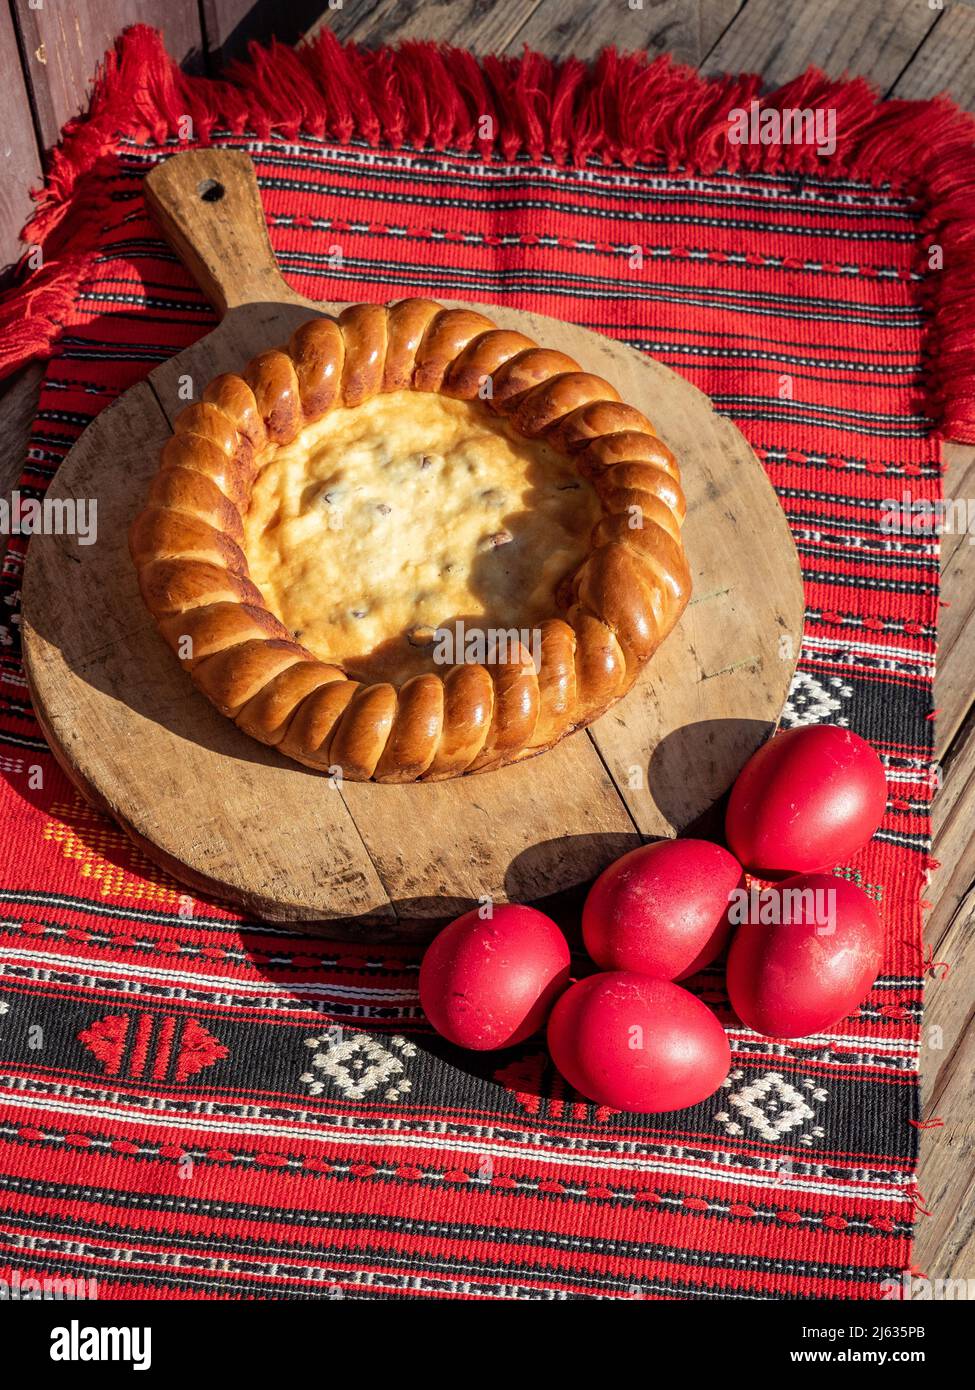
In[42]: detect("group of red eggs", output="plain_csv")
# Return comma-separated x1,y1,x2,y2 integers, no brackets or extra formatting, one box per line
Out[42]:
420,724,889,1114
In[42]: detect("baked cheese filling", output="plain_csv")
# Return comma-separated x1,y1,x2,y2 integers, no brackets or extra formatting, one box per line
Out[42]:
242,390,600,685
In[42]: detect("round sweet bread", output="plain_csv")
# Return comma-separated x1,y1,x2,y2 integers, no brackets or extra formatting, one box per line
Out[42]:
129,299,691,782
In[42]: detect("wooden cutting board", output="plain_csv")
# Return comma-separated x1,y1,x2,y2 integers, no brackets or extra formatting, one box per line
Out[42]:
20,149,804,938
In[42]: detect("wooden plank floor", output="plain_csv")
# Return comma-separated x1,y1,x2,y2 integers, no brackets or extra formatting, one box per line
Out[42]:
0,0,971,1287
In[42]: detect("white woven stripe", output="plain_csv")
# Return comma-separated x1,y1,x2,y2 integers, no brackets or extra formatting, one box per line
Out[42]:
0,1087,913,1204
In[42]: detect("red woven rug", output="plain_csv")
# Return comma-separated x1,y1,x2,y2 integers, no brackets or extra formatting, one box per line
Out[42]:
0,26,969,1299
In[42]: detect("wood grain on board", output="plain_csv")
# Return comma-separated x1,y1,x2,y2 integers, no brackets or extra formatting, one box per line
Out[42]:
500,0,743,65
311,0,548,54
916,446,975,1281
888,3,975,105
0,3,43,283
0,365,44,500
311,0,744,64
20,148,803,931
11,0,204,151
702,0,941,89
21,377,398,928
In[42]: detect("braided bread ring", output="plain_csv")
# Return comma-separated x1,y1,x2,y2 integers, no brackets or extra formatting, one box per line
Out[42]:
130,299,691,782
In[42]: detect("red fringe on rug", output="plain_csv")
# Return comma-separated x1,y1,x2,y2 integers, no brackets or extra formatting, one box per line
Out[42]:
2,23,975,440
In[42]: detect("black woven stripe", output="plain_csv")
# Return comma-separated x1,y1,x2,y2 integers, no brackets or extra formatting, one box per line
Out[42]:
795,566,937,595
0,1246,785,1300
0,966,416,1026
632,341,921,373
614,321,920,357
0,1183,908,1287
0,908,407,971
80,257,927,327
113,144,925,225
121,130,922,202
0,1047,920,1165
131,168,921,242
792,544,937,571
0,1138,912,1238
0,731,50,753
0,889,299,933
248,151,923,221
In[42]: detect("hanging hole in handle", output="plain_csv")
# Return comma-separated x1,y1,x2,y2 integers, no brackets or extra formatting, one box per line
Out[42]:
197,179,225,203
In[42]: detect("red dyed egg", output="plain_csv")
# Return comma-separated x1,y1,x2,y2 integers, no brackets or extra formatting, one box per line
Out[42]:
726,872,884,1038
582,839,743,980
725,725,887,876
420,905,570,1050
547,972,731,1113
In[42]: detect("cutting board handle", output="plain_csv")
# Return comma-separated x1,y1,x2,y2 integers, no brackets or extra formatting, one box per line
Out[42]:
144,149,298,315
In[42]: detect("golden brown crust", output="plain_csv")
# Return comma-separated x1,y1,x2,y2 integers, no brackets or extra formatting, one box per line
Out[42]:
129,298,691,781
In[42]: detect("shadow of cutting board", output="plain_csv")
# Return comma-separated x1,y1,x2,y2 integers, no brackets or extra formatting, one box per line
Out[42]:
20,150,804,938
